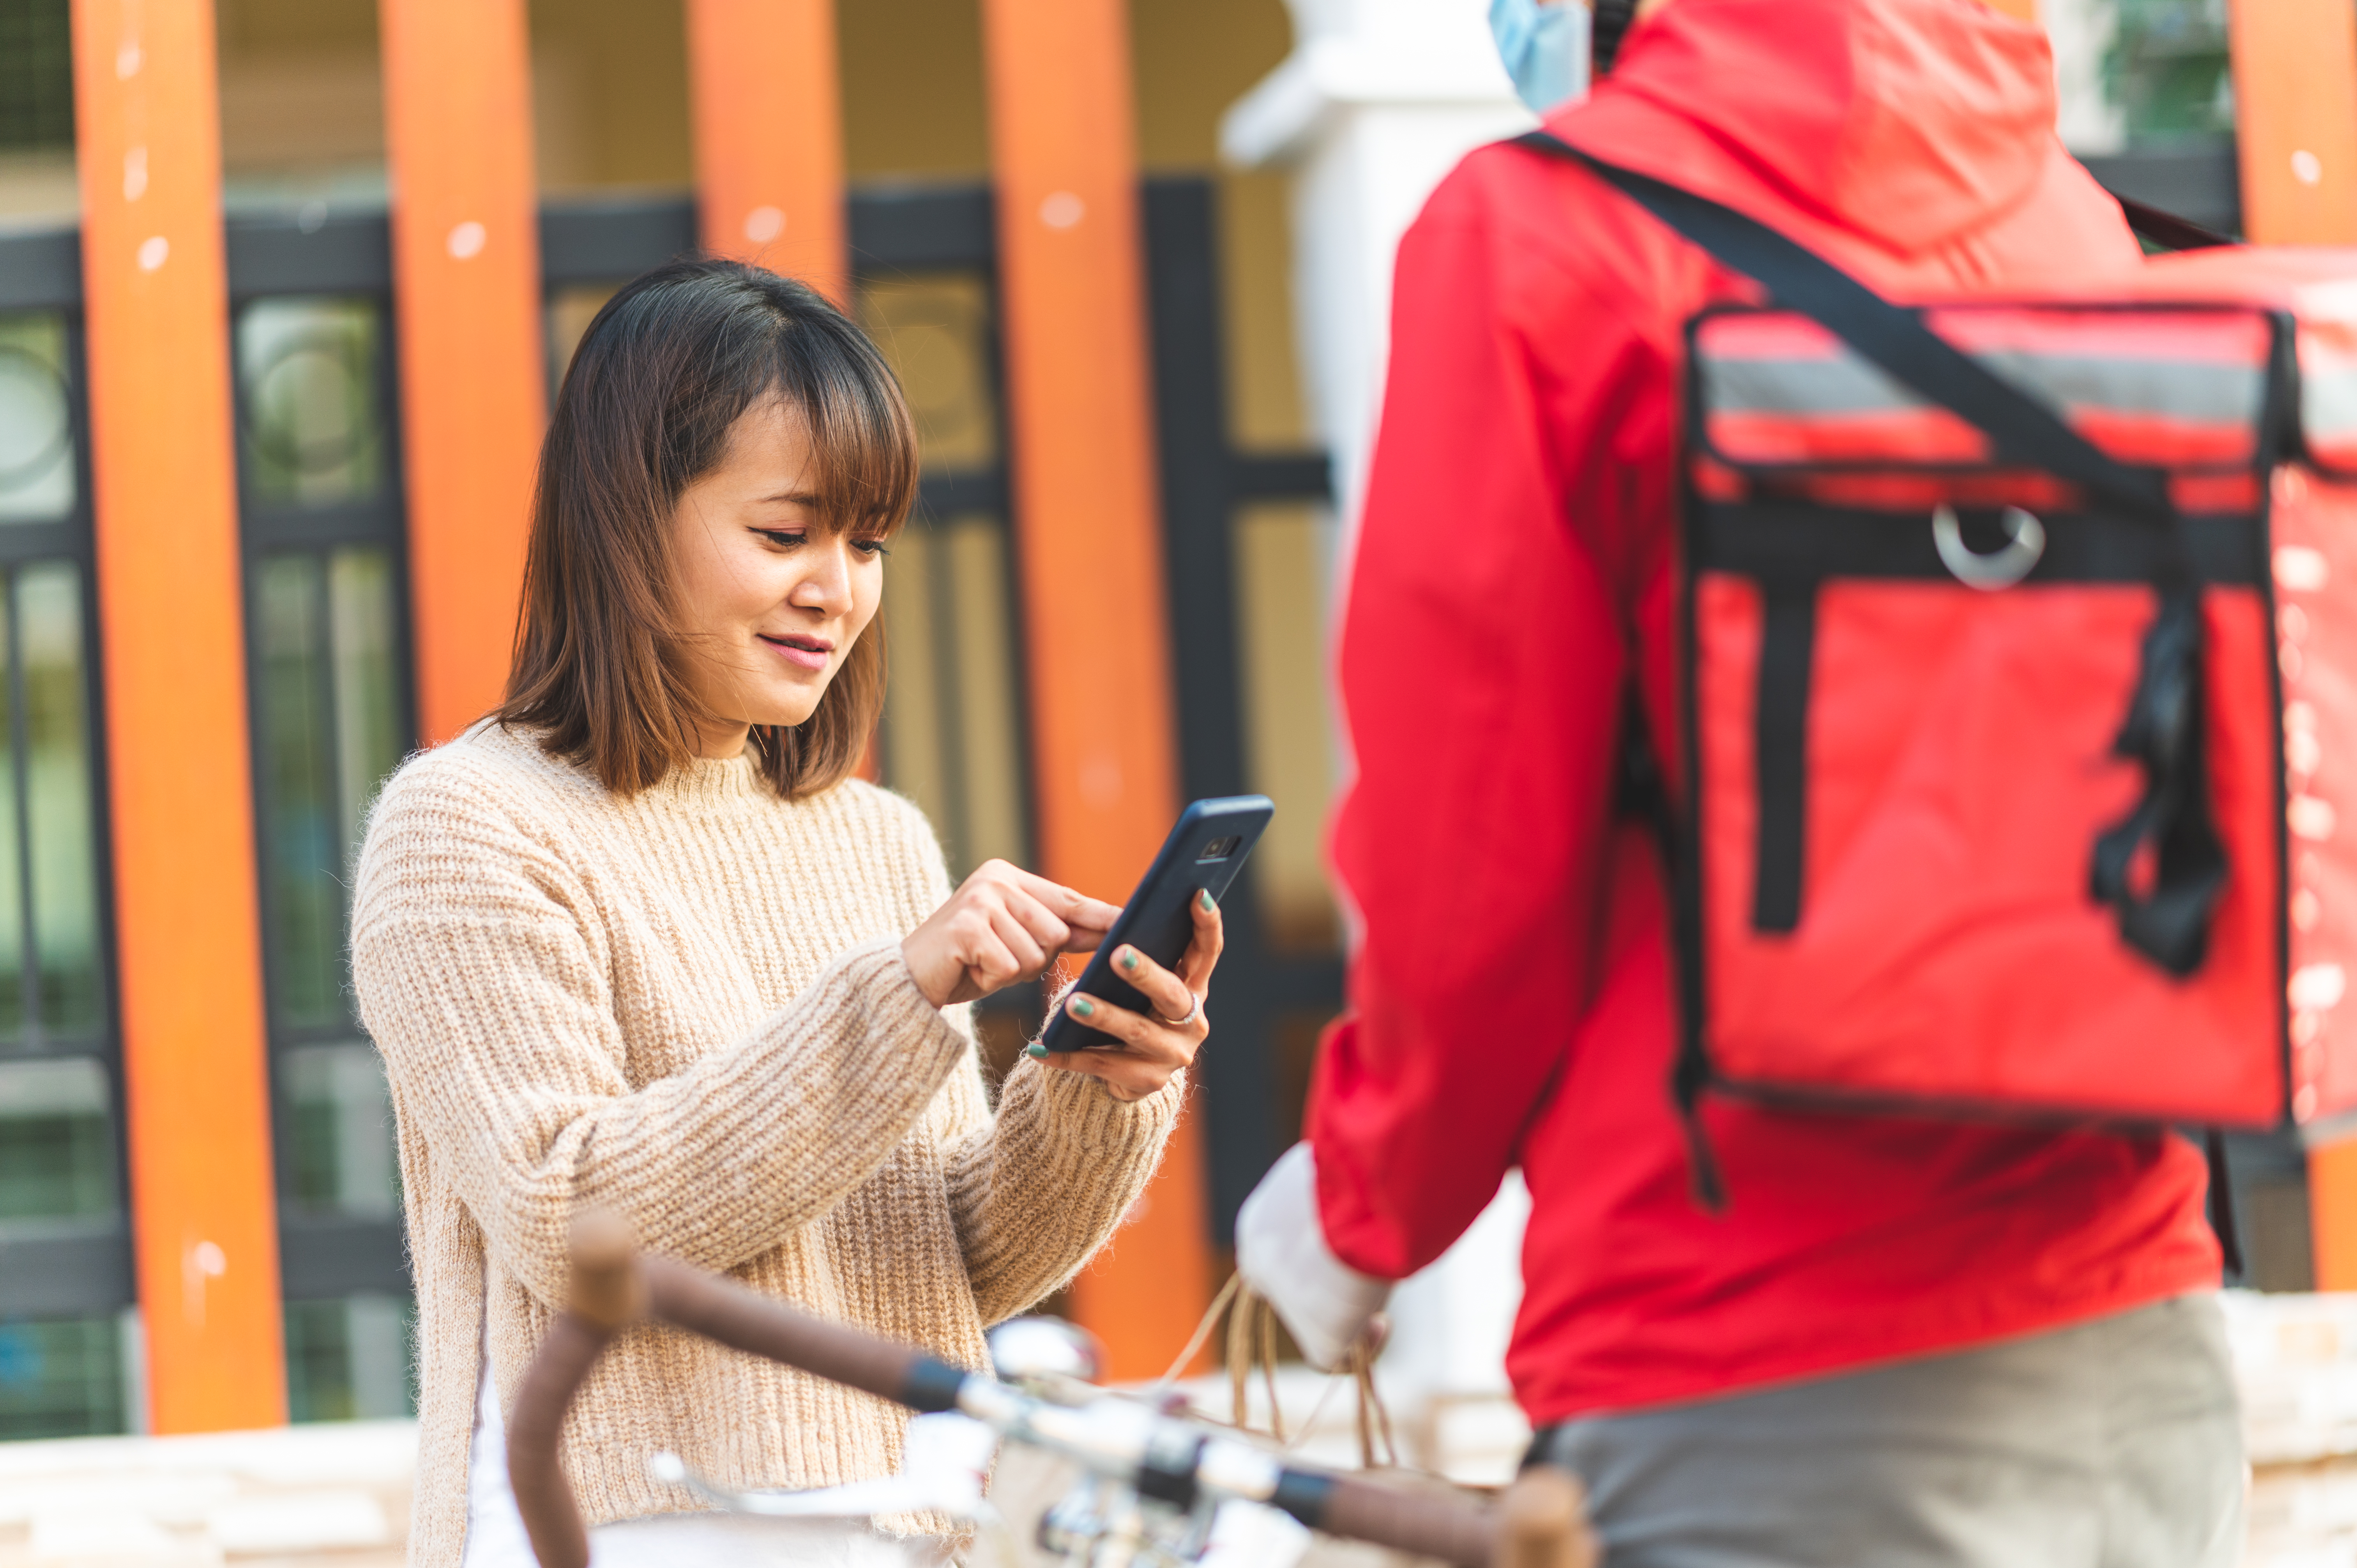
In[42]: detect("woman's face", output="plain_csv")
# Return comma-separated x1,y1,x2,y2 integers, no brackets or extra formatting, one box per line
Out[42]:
669,399,886,754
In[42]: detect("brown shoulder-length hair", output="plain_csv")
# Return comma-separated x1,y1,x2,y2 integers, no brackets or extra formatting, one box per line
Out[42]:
496,256,917,798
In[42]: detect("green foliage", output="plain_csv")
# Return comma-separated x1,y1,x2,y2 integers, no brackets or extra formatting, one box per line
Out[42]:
2103,0,2235,145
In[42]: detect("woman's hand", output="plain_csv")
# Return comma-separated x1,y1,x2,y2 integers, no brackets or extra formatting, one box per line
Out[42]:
1033,889,1224,1102
903,861,1121,1008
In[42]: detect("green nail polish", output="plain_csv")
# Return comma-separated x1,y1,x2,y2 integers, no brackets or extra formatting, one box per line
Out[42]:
1071,997,1096,1019
1199,890,1216,913
1026,1041,1048,1058
1120,948,1139,972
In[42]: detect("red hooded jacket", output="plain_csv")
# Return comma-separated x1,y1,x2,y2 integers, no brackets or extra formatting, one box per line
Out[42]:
1307,0,2220,1423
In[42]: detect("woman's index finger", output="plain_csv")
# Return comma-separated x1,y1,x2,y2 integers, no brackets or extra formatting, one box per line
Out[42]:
1011,867,1119,924
1064,893,1122,932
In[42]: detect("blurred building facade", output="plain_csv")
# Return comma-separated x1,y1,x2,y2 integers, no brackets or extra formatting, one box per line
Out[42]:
0,0,2348,1448
0,0,1354,1438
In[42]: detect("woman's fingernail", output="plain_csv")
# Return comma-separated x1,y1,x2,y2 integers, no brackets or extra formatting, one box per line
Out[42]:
1070,996,1096,1019
1199,890,1216,913
1026,1042,1048,1059
1119,948,1140,972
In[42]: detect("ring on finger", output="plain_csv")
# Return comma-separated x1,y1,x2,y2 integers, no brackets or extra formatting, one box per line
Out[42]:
1156,991,1203,1029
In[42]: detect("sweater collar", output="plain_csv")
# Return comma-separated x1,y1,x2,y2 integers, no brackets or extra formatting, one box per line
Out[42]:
646,747,767,806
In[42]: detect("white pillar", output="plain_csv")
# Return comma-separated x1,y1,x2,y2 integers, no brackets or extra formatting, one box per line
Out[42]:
1219,0,1534,534
2043,0,2124,154
1222,1,1539,1481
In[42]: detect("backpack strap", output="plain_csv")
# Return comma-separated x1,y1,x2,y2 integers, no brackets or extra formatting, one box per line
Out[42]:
1517,130,2177,525
2204,1128,2247,1278
1590,0,1639,78
1517,128,2227,978
2112,193,2235,252
1612,690,1728,1209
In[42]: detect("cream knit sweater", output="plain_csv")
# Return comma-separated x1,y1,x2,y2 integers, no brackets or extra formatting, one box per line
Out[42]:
349,722,1182,1568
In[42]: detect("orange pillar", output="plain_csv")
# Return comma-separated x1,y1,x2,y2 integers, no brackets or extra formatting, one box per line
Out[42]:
2230,0,2357,1287
70,0,286,1431
2229,0,2357,248
686,0,847,305
979,0,1214,1376
2316,1158,2357,1290
380,0,548,745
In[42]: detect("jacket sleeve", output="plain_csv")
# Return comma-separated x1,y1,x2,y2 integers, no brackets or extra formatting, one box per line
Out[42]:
350,767,974,1311
1307,156,1680,1280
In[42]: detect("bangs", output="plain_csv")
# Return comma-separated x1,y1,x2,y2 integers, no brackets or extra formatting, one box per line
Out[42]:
772,316,918,540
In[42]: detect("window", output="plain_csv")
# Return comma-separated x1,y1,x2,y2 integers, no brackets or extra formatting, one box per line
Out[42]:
280,1043,399,1221
0,0,73,154
858,273,998,471
0,1059,111,1221
0,309,133,1438
546,281,618,392
0,1316,123,1439
0,314,74,521
251,549,403,1029
284,1294,413,1423
880,518,1028,879
0,1060,127,1439
239,299,387,508
1230,500,1341,957
233,293,416,1420
859,272,1031,885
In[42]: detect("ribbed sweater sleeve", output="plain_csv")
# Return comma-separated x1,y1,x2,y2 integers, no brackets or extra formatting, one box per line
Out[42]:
897,816,1183,1323
944,1059,1183,1323
350,759,972,1310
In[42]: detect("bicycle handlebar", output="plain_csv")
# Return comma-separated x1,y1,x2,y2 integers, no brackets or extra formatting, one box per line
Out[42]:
643,1254,971,1414
508,1216,1594,1568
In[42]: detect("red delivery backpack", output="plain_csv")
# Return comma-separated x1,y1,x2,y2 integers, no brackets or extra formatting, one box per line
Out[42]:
1521,132,2357,1207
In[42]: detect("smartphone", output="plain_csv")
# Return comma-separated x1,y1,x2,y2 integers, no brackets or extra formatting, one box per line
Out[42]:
1036,795,1274,1052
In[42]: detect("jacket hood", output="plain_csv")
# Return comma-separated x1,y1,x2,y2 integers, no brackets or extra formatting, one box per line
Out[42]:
1562,0,2058,255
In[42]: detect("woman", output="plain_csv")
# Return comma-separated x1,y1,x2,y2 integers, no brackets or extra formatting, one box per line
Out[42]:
350,258,1216,1568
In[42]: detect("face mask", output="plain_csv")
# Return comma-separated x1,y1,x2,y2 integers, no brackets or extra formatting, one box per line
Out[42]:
1488,0,1589,115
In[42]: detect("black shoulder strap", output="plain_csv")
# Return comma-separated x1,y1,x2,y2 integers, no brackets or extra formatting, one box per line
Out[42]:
1514,130,2176,526
1590,0,1639,78
2112,194,2234,253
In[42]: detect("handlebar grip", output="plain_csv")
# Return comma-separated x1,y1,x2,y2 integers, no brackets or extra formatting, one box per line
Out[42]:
507,1314,617,1568
567,1210,647,1330
1288,1471,1496,1567
642,1257,969,1413
509,1215,651,1568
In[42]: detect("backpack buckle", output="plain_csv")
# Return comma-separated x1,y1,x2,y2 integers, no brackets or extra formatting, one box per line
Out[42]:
1932,503,2047,590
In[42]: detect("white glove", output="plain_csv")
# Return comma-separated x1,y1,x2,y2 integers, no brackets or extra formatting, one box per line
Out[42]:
1234,1142,1391,1372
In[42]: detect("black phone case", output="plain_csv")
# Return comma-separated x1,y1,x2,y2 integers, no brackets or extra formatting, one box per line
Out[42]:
1036,795,1274,1052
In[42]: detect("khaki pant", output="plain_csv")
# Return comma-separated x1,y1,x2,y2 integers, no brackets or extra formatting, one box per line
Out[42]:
1528,1294,2245,1568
